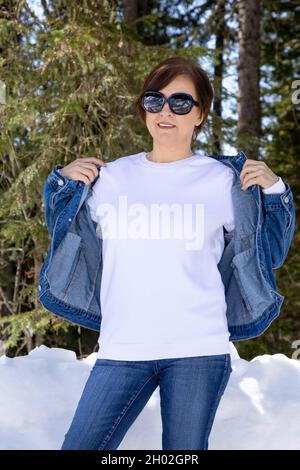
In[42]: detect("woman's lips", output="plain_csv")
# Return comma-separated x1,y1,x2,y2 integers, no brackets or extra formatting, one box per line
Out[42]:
157,123,176,129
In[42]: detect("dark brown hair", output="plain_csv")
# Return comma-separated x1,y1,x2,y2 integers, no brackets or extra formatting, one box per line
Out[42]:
135,56,214,146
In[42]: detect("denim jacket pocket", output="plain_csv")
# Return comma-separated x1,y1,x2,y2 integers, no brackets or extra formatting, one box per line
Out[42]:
231,246,274,316
46,231,83,296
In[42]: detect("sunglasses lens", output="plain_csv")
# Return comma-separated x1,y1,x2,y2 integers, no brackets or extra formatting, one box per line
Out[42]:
142,92,164,113
169,93,193,114
141,91,194,114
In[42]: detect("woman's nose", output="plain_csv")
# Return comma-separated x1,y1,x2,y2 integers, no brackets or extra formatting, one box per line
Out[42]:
160,101,172,114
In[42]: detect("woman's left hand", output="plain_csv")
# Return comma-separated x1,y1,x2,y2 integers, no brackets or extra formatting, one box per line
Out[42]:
240,159,280,191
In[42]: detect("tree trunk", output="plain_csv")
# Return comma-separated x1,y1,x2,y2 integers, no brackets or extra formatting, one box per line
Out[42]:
213,0,226,153
237,0,261,160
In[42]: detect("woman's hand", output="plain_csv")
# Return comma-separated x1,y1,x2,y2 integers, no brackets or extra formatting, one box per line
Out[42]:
60,157,107,185
240,159,280,191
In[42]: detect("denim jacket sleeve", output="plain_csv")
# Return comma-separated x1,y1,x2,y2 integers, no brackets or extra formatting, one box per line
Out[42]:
43,165,81,237
260,180,296,269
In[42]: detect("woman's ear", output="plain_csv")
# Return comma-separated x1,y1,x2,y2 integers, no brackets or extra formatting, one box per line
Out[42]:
196,111,203,127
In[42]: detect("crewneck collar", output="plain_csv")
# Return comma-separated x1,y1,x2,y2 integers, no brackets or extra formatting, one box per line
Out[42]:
139,151,199,167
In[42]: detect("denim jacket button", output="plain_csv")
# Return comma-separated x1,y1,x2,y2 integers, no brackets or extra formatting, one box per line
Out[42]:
58,179,64,186
284,196,290,203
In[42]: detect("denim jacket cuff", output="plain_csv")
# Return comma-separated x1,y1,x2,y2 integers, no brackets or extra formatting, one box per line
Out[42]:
48,165,83,192
260,181,294,212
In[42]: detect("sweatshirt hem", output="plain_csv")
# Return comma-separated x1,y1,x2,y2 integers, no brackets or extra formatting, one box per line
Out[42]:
97,337,231,361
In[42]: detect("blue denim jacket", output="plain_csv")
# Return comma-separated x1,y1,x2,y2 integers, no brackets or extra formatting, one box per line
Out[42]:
37,151,296,341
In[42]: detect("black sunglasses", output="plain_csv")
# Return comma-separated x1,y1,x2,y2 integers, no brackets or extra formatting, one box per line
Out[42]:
140,90,200,115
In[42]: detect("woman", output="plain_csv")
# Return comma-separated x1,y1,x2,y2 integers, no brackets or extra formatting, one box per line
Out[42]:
57,57,289,450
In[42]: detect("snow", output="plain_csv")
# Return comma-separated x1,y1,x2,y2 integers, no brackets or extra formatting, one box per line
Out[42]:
1,343,300,450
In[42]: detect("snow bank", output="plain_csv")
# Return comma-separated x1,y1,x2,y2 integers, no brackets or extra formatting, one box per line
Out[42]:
0,343,299,450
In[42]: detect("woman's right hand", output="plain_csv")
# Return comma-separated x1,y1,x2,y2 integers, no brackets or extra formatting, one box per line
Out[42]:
59,157,107,185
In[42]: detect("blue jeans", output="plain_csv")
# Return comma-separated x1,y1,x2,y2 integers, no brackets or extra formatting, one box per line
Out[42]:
61,353,232,450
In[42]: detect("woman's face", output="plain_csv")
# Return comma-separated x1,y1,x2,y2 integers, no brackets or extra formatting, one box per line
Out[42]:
145,74,203,149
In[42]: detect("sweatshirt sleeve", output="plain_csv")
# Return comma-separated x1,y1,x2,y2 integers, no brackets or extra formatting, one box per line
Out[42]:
261,176,286,195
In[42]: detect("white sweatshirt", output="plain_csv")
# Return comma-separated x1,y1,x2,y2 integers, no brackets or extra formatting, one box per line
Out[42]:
86,151,286,361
